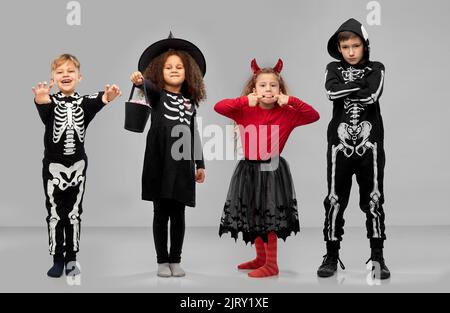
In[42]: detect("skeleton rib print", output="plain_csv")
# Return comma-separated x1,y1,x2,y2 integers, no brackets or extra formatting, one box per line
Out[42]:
335,66,376,158
52,96,85,155
163,93,193,125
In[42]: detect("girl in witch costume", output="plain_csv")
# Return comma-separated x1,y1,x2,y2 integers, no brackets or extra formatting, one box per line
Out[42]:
129,33,206,277
215,59,320,278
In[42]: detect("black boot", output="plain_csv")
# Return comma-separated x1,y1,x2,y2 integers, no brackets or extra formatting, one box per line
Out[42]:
47,255,65,278
366,248,391,280
317,243,345,278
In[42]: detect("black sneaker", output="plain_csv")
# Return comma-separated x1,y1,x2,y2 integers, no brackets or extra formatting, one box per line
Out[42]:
47,261,65,278
317,253,345,277
366,249,391,280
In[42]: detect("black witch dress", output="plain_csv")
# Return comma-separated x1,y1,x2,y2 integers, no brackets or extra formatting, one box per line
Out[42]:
139,80,204,207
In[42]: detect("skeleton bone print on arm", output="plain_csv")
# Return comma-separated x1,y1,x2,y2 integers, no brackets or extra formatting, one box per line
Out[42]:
52,96,85,155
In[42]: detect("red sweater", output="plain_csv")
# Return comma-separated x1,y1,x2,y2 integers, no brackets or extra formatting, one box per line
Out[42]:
214,96,320,160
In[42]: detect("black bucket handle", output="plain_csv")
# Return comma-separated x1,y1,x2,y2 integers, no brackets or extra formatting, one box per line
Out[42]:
128,80,150,106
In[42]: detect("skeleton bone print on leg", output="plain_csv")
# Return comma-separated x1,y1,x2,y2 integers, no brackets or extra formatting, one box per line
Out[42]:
368,141,382,238
328,66,382,239
164,93,193,125
327,144,342,241
46,160,85,254
52,94,85,156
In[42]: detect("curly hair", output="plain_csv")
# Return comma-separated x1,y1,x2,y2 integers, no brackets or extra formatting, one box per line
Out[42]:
241,67,288,96
143,50,206,105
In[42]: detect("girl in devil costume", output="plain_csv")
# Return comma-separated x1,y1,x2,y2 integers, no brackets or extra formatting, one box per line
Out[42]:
215,59,320,278
129,33,206,277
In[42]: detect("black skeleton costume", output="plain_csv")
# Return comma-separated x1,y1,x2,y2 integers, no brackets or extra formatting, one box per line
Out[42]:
36,91,105,262
323,18,387,249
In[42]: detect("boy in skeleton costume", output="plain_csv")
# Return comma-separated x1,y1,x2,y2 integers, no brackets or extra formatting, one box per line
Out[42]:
317,18,390,279
33,54,121,278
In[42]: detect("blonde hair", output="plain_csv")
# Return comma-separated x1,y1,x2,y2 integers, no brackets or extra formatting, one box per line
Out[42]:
51,54,80,72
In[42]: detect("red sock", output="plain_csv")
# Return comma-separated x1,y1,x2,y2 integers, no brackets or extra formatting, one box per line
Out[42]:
237,237,266,270
248,232,279,278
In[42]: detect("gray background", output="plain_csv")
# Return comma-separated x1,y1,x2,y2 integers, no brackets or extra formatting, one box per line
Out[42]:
1,0,449,228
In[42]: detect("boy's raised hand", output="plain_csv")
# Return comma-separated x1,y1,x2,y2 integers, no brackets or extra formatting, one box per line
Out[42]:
247,92,262,107
32,80,54,104
275,92,289,107
102,84,122,104
130,71,144,86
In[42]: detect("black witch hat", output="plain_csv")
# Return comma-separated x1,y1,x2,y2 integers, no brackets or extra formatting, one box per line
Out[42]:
138,32,206,76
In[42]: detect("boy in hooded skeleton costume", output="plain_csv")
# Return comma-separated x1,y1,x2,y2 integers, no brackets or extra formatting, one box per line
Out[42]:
33,54,121,278
318,18,390,279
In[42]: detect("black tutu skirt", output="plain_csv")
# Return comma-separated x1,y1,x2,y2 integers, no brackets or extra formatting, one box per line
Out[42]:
219,156,299,244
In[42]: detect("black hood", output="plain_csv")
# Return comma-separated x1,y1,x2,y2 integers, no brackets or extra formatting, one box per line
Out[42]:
327,18,370,61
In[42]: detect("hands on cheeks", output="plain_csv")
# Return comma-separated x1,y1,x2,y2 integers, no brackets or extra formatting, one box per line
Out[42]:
247,93,263,107
247,92,289,107
275,92,289,107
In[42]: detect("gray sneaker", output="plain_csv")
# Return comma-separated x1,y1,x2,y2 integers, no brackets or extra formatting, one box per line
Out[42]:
157,263,171,277
169,263,186,277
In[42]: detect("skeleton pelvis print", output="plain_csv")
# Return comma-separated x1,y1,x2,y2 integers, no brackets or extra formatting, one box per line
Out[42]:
48,160,85,191
335,98,374,157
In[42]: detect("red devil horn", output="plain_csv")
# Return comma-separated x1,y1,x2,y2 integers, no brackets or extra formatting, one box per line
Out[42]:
251,59,261,74
273,58,283,74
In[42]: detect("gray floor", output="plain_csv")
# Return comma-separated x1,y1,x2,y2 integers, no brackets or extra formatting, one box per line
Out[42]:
1,226,449,293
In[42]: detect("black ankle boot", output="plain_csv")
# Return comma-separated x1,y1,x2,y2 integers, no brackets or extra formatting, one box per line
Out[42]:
47,254,65,278
317,250,345,278
47,261,65,278
367,248,391,280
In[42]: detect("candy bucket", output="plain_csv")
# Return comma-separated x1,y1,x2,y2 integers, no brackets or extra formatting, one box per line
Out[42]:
124,84,151,133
